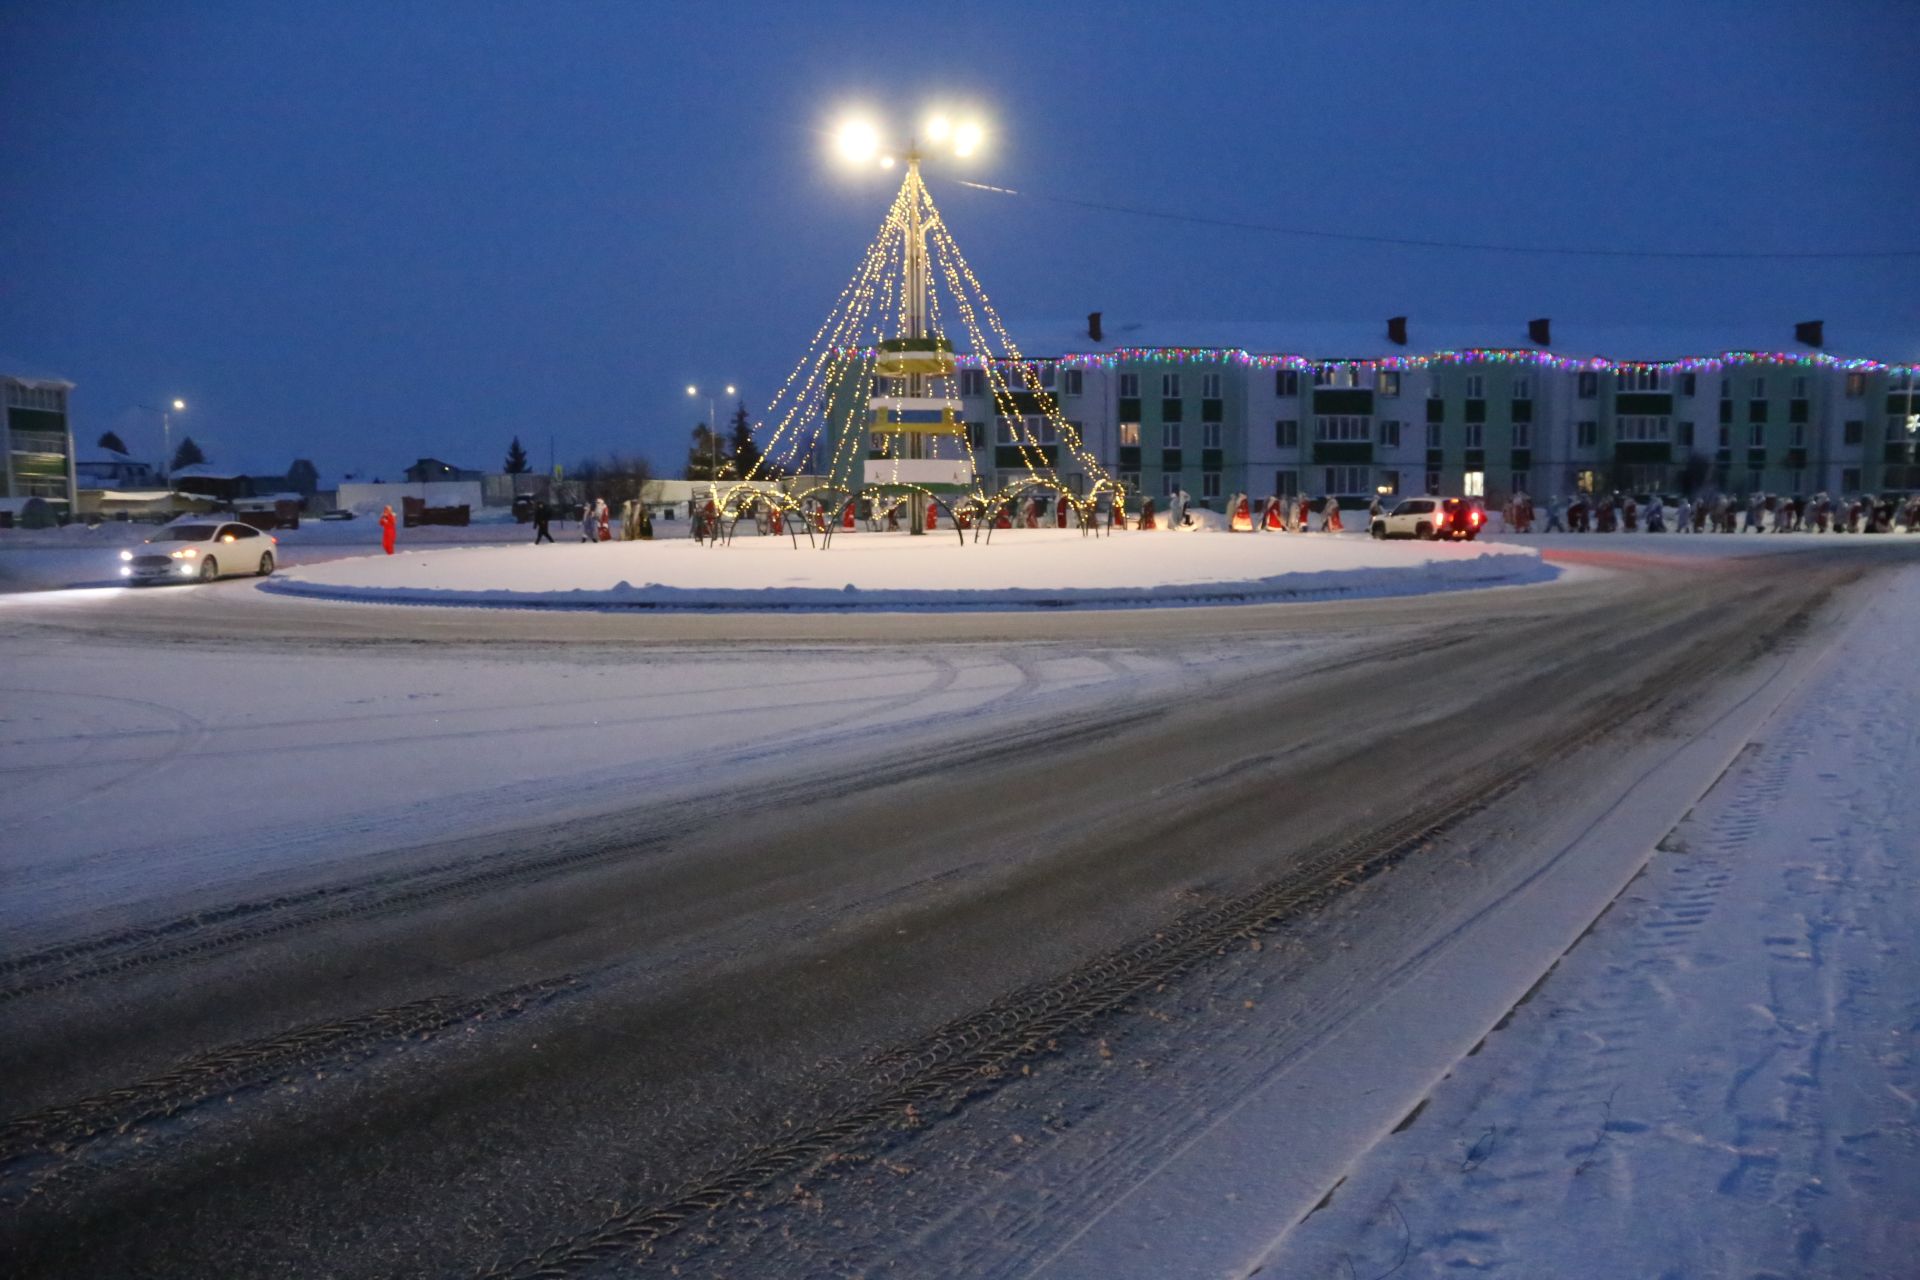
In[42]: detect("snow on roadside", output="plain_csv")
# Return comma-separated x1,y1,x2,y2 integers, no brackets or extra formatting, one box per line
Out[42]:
1263,564,1920,1279
263,530,1554,612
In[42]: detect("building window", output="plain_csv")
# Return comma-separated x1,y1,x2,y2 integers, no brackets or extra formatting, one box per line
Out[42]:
1512,375,1532,399
1426,421,1443,449
1031,415,1058,445
1163,473,1183,497
1315,415,1371,442
1202,421,1221,449
1791,375,1807,398
1577,420,1598,447
1844,419,1864,445
1681,373,1697,397
1578,371,1598,398
1717,424,1731,449
1464,422,1484,448
1201,471,1222,499
1746,468,1764,493
1842,467,1861,491
967,422,985,447
1425,470,1442,494
1062,368,1083,396
1378,371,1401,397
1677,420,1694,447
1894,415,1913,438
1464,374,1485,399
1323,465,1367,494
1619,416,1671,442
1275,370,1299,397
1790,422,1805,448
959,368,985,396
1275,419,1299,448
1273,469,1299,496
1379,420,1402,448
1119,421,1141,446
1378,469,1401,494
1162,422,1181,449
1162,372,1181,399
1510,470,1531,495
1463,469,1485,497
1751,376,1766,398
1619,367,1666,392
1513,421,1531,448
1574,469,1597,493
995,417,1019,444
1845,372,1866,397
1119,471,1140,492
1118,373,1139,399
1747,421,1764,447
1201,372,1222,399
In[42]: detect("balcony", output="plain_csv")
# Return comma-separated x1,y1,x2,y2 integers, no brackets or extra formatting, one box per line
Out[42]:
9,430,67,455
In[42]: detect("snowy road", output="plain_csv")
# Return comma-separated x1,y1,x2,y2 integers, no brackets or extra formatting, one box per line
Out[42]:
1,541,1914,1277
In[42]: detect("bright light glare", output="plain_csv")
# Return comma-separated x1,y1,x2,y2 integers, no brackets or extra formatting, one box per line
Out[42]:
879,154,895,169
952,121,983,157
726,385,737,395
925,115,951,143
836,119,879,163
172,399,186,411
685,385,697,396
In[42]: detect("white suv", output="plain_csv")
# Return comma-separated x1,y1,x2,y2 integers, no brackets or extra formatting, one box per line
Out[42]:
1370,496,1483,541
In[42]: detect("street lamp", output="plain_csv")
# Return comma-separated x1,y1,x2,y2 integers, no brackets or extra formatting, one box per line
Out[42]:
686,383,737,485
141,398,187,481
832,109,986,534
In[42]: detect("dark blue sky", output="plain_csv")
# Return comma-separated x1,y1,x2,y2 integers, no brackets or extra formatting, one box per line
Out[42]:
3,0,1914,478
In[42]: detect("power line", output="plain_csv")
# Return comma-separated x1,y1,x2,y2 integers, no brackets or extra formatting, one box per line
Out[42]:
945,179,1920,262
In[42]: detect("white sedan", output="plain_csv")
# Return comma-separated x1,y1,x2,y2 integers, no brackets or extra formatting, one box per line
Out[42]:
121,521,278,583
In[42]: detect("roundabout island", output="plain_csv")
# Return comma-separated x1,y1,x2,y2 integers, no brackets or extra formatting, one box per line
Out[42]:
261,527,1553,612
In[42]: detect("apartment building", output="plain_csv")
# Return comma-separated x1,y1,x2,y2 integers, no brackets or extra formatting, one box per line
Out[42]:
3,371,79,516
840,317,1920,506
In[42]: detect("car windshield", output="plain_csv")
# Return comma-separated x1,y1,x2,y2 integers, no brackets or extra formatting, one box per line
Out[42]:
154,525,217,541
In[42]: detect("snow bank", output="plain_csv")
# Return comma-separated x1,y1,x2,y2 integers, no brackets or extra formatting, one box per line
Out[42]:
263,530,1554,613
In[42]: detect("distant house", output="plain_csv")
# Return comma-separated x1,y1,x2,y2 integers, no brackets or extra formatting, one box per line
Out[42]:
76,455,162,488
404,457,483,483
171,466,298,503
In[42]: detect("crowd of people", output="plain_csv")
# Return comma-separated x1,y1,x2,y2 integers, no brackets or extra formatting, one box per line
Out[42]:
1496,490,1920,535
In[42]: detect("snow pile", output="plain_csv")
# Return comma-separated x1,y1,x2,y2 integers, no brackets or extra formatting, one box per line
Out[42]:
263,529,1554,612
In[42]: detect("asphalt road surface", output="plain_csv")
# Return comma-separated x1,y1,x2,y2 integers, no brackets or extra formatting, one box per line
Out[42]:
2,542,1911,1277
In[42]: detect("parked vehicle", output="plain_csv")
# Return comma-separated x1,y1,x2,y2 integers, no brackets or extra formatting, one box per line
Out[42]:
121,520,278,583
1369,496,1484,541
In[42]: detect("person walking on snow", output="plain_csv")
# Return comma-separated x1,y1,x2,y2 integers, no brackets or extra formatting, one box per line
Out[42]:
532,499,553,544
579,500,596,542
379,504,396,555
596,497,611,542
1644,496,1666,532
1295,492,1311,532
1673,496,1693,532
1544,494,1566,532
1320,496,1343,532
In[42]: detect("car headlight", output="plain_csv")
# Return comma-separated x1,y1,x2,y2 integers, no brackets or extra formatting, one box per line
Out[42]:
180,564,196,575
170,547,198,559
120,549,134,561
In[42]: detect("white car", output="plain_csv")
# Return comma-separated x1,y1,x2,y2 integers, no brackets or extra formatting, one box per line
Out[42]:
1369,496,1484,541
121,520,278,583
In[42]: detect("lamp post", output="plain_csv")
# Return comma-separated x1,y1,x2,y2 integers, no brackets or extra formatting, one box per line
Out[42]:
686,383,737,488
141,399,187,482
834,111,985,534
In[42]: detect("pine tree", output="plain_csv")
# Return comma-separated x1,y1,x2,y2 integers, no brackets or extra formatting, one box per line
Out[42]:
97,430,129,455
504,436,530,474
170,437,206,470
726,399,763,479
684,422,724,480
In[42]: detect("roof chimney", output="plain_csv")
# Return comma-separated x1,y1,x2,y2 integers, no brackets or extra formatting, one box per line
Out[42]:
1386,315,1408,346
1087,311,1104,343
1794,319,1824,349
1528,317,1552,346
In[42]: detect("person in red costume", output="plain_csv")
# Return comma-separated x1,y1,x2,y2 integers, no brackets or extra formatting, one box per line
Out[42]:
379,505,396,555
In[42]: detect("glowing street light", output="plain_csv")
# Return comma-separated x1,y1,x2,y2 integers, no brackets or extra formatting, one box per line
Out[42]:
141,398,188,480
687,383,738,483
831,110,986,170
836,119,879,164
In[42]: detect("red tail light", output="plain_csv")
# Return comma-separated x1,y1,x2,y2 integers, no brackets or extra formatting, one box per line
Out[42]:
1471,510,1483,525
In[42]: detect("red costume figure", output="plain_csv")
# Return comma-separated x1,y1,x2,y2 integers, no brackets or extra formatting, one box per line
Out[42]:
379,505,396,555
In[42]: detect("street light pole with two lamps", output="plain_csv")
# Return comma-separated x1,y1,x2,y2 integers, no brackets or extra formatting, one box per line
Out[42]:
686,383,737,485
833,110,985,534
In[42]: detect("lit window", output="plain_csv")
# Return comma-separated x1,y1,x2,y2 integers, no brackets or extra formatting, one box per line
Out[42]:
1119,422,1141,446
1463,469,1485,497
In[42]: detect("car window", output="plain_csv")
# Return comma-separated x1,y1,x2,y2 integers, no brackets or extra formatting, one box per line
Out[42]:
156,524,216,541
231,525,261,539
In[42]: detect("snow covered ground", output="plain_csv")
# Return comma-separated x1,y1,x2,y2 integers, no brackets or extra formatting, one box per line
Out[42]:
1259,562,1920,1279
262,529,1552,611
